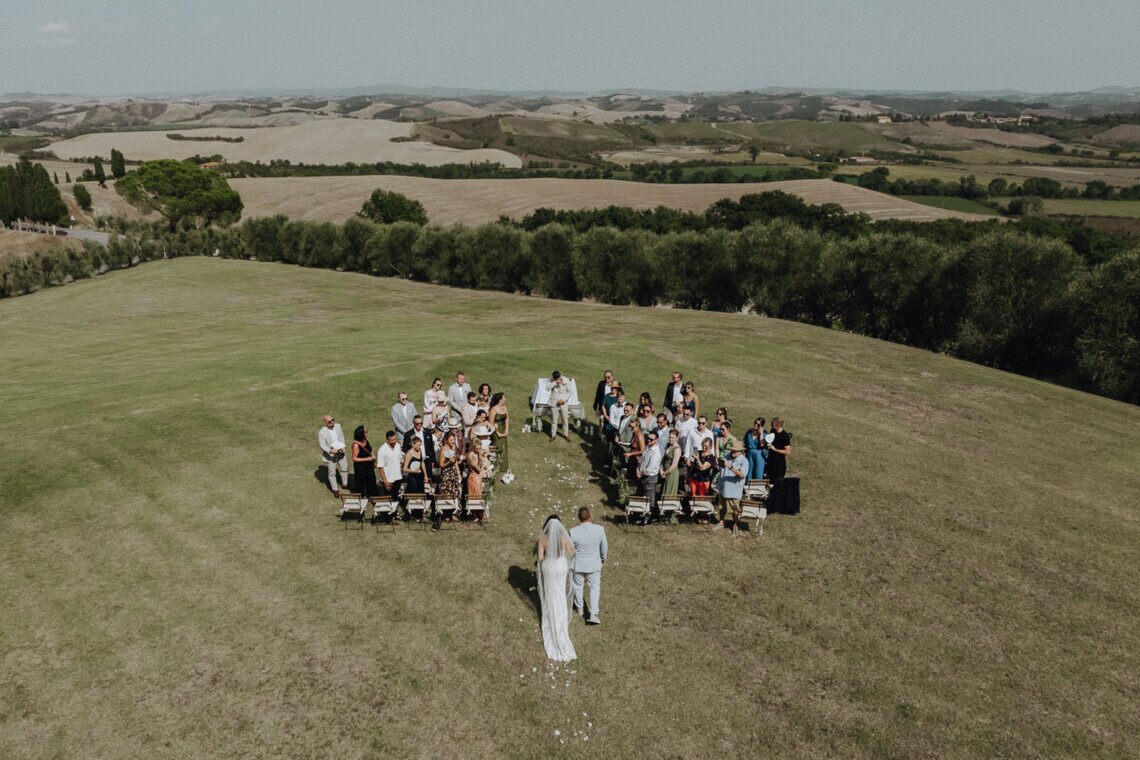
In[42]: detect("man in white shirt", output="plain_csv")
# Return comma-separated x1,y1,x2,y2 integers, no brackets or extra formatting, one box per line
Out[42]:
664,371,685,419
376,430,404,496
317,414,348,497
687,415,715,465
462,391,480,434
548,370,573,441
447,372,471,427
637,430,663,519
390,392,416,438
655,413,671,457
674,405,698,461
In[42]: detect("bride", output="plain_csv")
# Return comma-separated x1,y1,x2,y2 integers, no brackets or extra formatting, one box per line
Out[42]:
536,515,577,662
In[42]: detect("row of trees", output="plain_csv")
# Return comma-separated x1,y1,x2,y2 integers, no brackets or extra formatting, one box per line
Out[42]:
11,204,1132,403
853,167,1140,202
0,157,69,226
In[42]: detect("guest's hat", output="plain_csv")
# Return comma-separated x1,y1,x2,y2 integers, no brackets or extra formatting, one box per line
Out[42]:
729,440,746,452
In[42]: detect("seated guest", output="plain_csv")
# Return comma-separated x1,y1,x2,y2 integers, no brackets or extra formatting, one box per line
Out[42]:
462,391,480,433
681,382,699,419
593,369,614,421
766,417,792,480
714,440,750,537
689,438,716,499
402,436,428,494
351,425,380,498
391,392,417,438
489,392,510,469
424,378,447,430
624,418,645,480
743,417,768,482
661,428,682,497
376,430,404,497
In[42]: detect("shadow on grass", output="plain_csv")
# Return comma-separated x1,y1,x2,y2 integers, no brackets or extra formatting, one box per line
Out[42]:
575,425,620,507
506,565,540,621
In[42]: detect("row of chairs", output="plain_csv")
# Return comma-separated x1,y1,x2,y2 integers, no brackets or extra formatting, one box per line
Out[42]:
624,479,771,538
337,492,489,531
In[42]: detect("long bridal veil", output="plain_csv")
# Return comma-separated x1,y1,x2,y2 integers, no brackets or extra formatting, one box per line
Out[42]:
536,516,576,662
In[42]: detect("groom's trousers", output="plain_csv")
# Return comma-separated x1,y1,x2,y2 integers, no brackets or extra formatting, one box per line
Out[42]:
572,569,601,617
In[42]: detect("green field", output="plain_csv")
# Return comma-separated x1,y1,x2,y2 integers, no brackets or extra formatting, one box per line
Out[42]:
2,260,1138,758
899,195,1001,215
1043,199,1140,218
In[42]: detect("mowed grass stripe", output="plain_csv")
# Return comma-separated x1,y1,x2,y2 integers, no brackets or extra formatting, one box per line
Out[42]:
1,259,1137,758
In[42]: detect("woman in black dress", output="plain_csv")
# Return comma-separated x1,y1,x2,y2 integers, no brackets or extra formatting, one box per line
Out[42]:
766,416,792,480
402,436,427,494
351,425,379,497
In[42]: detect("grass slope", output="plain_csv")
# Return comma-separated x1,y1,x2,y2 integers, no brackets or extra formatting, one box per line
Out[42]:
1,260,1137,759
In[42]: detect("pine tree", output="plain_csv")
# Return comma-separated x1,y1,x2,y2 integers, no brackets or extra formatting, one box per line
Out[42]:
65,171,71,183
93,157,106,187
110,149,126,179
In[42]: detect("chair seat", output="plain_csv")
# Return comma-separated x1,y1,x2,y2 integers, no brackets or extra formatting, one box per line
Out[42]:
689,499,715,513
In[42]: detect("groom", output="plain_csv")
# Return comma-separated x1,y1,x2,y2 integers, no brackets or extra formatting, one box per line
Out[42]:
570,507,608,625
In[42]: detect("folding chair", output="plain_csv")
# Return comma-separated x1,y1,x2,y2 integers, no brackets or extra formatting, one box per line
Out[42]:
370,497,399,532
337,493,368,530
625,496,650,526
689,498,716,529
403,493,430,528
658,494,683,525
435,498,460,530
739,498,767,538
745,479,771,500
464,498,488,528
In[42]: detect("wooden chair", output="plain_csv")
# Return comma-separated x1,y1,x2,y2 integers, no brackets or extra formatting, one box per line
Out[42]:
739,498,767,538
403,493,430,528
370,497,399,532
658,494,683,525
337,493,368,530
688,498,716,529
745,479,771,500
625,496,650,526
464,498,488,528
435,498,460,530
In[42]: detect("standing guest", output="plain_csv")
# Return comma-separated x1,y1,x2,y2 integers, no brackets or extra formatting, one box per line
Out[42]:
462,391,480,434
655,413,672,457
402,415,436,476
469,409,493,452
390,392,417,438
351,426,379,498
548,370,573,441
466,439,487,501
661,428,682,497
424,378,447,430
687,415,715,466
674,405,698,462
637,430,663,518
593,369,615,421
616,402,636,449
402,436,427,494
638,392,654,413
743,418,768,482
689,438,716,499
447,371,472,428
712,407,729,439
376,430,404,497
436,430,462,502
624,418,645,481
716,420,737,461
637,403,657,436
489,392,510,470
681,382,700,420
477,383,492,409
318,414,349,497
663,371,685,419
767,417,793,480
715,440,750,537
604,386,625,438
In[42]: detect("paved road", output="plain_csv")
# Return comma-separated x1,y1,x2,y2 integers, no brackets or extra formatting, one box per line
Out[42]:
12,224,110,246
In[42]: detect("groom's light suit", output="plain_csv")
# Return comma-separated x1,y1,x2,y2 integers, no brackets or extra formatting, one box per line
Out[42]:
569,521,608,618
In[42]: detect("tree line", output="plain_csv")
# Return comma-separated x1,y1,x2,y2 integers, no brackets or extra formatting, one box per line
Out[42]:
0,157,69,226
5,193,1136,404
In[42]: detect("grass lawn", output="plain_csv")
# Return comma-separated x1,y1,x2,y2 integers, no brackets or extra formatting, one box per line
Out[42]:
1043,199,1140,218
898,195,1001,215
1,259,1137,758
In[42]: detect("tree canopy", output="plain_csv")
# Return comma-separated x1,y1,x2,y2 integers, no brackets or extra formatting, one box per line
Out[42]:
115,159,242,229
358,189,428,225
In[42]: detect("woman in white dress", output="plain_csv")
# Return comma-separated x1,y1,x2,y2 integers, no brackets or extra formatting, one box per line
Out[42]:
423,378,447,429
536,515,577,662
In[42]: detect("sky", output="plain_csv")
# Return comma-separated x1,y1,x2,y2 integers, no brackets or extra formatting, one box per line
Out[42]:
2,0,1138,96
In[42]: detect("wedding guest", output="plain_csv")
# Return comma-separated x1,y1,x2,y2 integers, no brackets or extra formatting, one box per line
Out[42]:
716,420,736,461
376,430,404,497
351,425,379,498
466,439,486,501
638,392,653,412
637,430,662,517
712,407,728,439
689,438,716,498
661,428,682,497
447,371,471,427
605,387,625,438
686,415,714,465
436,430,462,503
743,417,768,482
318,414,349,497
423,378,447,429
469,409,491,448
767,416,792,480
655,413,671,456
674,405,698,461
477,383,492,408
663,371,685,418
624,418,645,480
637,403,657,436
714,440,750,537
402,436,428,494
462,391,480,433
616,402,636,449
593,369,614,420
489,392,510,470
391,392,417,437
681,382,699,419
402,415,436,471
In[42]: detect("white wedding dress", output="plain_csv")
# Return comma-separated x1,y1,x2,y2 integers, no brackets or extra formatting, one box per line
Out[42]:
537,519,577,662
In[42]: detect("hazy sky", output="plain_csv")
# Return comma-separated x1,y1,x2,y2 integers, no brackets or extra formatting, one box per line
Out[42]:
2,0,1137,95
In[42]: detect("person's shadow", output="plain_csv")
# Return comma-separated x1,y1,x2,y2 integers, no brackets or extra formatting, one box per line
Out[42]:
506,565,540,621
